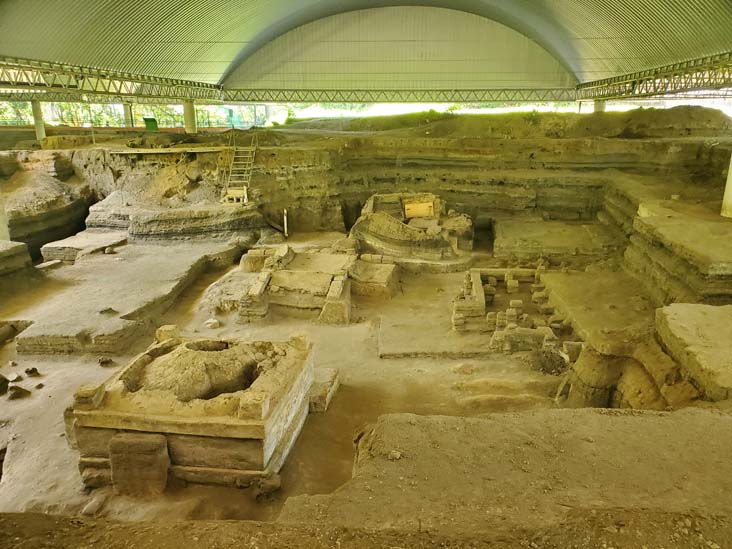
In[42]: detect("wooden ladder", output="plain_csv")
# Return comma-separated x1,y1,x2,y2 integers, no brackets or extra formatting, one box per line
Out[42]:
222,133,257,204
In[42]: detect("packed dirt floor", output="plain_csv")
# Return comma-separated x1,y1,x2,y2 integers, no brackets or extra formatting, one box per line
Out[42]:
2,107,732,547
2,509,732,549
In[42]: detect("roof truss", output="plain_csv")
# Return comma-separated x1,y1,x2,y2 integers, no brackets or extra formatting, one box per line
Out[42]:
1,53,732,105
577,52,732,100
0,56,222,102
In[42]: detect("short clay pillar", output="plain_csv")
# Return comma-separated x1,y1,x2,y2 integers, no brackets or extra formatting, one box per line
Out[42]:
110,433,169,497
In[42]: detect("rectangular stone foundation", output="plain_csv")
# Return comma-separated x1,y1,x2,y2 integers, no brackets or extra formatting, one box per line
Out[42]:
69,336,315,490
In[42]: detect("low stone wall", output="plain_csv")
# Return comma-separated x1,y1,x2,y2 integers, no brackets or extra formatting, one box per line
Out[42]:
624,210,732,305
656,304,732,401
0,240,32,276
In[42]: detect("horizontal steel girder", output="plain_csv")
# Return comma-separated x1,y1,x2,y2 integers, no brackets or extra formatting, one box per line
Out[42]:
0,56,222,102
223,88,578,103
1,52,732,104
577,52,732,100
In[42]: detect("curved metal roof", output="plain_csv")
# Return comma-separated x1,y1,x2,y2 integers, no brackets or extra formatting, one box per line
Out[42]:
0,0,730,87
224,7,577,91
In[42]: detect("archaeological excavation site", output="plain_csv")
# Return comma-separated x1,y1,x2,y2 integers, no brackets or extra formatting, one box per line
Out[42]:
2,2,732,547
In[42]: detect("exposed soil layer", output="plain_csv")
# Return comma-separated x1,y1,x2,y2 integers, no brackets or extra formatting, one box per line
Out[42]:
281,409,732,538
2,109,732,547
2,510,731,548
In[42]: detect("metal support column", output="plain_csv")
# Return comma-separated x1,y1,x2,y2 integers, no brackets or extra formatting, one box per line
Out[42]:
722,153,732,218
183,100,197,134
0,195,9,240
123,103,134,127
31,100,46,141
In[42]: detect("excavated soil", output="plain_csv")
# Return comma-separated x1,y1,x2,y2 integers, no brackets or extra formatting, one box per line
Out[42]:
3,109,732,546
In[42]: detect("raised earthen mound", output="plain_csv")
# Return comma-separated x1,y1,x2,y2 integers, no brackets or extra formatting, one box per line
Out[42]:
139,340,259,402
284,106,732,139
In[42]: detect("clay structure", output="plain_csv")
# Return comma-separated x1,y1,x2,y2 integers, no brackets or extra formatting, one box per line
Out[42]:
350,192,474,261
232,243,398,324
67,335,315,493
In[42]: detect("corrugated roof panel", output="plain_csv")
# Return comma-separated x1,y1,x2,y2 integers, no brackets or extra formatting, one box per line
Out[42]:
225,7,575,90
0,0,729,87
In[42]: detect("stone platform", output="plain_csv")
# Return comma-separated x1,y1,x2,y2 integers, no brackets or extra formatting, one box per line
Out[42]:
235,245,397,325
542,270,656,356
624,202,732,305
41,230,127,264
657,303,732,401
67,335,315,492
0,240,32,276
493,218,623,263
542,270,692,409
377,272,494,358
3,241,242,354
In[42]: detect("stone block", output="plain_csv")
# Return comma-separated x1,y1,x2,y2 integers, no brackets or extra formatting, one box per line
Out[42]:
110,433,170,497
506,279,519,294
539,303,554,315
535,265,546,283
496,311,507,330
241,252,265,273
319,279,351,325
76,427,117,457
0,241,32,276
167,434,263,470
155,324,180,343
532,290,548,304
562,341,583,362
309,368,340,413
73,384,105,409
81,467,111,489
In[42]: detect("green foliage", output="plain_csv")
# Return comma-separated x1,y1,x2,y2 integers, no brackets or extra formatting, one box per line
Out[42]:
0,102,263,128
525,109,541,126
288,102,369,112
0,101,32,125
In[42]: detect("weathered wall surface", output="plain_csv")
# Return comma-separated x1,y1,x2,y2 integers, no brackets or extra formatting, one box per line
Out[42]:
2,108,731,243
0,151,94,257
251,136,731,232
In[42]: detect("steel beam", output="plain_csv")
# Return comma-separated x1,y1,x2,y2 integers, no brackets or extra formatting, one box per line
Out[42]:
223,88,578,103
0,89,204,104
0,56,222,102
577,52,732,100
2,52,732,105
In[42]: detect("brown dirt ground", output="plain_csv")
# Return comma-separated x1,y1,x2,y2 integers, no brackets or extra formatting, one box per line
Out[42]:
1,510,730,548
